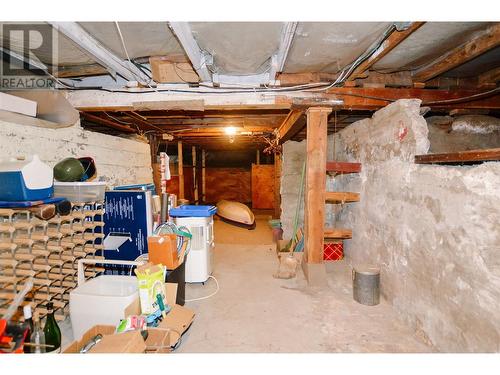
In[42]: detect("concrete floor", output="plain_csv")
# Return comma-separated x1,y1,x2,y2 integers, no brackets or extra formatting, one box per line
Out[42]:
179,216,434,353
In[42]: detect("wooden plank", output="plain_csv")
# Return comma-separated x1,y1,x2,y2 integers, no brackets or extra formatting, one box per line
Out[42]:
149,55,199,83
55,63,107,78
276,72,339,86
192,146,198,204
322,87,500,110
414,148,500,164
304,107,331,265
80,112,135,133
347,22,425,81
325,192,360,203
132,100,204,112
205,168,251,203
478,67,500,88
178,141,184,200
276,109,305,143
201,149,206,203
251,164,275,209
413,24,500,82
274,153,282,219
324,228,353,239
326,161,362,174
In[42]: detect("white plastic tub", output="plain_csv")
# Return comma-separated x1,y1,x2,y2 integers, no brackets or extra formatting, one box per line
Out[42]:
69,275,138,340
53,181,107,203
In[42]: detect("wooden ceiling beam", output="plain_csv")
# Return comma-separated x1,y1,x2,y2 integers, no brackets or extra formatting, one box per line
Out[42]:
276,72,339,86
49,22,150,83
276,109,306,143
128,117,284,127
122,111,163,132
80,112,136,133
55,63,108,78
346,22,425,82
168,22,212,82
478,66,500,88
323,87,500,110
412,23,500,82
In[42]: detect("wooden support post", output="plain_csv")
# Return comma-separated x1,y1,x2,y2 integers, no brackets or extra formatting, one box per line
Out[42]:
256,149,260,165
303,106,331,286
274,153,282,219
192,146,198,204
202,149,206,203
178,141,184,200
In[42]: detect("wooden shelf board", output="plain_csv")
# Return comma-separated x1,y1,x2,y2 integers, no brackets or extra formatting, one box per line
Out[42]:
325,191,360,203
415,148,500,165
324,228,352,239
326,161,362,175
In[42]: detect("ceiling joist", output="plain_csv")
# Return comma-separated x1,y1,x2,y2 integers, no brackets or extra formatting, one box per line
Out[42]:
269,22,298,82
346,22,426,82
81,112,135,133
412,23,500,82
478,66,500,87
49,22,150,84
168,22,212,83
276,109,305,143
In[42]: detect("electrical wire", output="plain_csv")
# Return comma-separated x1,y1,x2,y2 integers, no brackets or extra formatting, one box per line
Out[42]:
184,275,219,302
114,21,160,92
103,111,135,125
4,22,496,107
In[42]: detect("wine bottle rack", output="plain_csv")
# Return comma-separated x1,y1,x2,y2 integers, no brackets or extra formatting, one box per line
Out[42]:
0,202,105,323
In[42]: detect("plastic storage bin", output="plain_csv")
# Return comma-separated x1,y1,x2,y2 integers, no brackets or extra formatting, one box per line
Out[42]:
69,275,139,340
169,205,217,218
53,181,107,203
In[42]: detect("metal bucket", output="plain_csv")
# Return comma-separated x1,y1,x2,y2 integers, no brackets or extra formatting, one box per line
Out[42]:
353,266,380,306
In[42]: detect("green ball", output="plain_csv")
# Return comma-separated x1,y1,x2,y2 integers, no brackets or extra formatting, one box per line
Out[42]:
53,157,85,182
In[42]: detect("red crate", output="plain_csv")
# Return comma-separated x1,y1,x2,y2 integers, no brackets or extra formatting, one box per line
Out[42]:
323,241,343,261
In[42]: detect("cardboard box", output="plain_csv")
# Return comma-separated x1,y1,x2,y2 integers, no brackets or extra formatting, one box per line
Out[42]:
148,234,178,269
64,282,194,353
64,325,146,354
89,330,147,353
63,325,117,353
125,283,195,348
144,328,172,353
149,55,199,84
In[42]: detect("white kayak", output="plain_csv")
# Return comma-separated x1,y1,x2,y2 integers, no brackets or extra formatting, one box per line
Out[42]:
216,200,255,228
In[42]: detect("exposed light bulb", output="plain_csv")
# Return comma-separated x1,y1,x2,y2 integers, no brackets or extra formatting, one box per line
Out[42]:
224,126,237,135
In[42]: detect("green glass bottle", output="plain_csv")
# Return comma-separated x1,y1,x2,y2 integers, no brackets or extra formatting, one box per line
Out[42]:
43,302,61,353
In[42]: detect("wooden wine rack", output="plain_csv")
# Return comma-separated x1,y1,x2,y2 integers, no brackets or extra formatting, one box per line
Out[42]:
0,202,105,323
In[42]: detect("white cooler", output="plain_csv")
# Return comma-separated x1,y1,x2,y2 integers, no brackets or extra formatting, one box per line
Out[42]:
69,275,138,340
174,216,214,283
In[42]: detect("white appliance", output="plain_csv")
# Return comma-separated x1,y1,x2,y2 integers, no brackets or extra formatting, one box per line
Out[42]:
174,216,214,283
